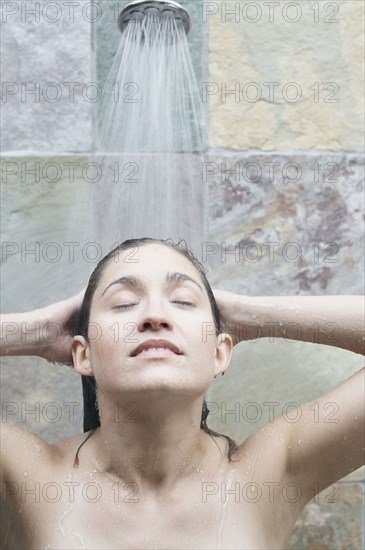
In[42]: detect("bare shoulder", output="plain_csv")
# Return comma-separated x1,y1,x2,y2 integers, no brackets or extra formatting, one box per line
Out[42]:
0,421,90,482
51,429,93,458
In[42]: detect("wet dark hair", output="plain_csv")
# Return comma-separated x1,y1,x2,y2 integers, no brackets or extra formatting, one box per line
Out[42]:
72,238,238,466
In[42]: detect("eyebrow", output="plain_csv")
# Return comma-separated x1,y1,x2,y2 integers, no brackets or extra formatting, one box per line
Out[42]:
102,271,204,297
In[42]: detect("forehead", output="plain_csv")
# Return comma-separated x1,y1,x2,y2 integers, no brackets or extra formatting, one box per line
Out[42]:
101,244,201,285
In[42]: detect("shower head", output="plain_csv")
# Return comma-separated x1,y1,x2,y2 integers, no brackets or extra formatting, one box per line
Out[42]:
118,0,191,36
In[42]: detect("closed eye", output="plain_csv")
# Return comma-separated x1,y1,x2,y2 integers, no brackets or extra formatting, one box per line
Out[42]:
113,301,196,309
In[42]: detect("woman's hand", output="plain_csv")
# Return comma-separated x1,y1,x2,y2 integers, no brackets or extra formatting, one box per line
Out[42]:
38,290,85,366
213,288,253,346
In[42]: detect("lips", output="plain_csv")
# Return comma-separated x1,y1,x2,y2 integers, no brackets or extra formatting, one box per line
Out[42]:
130,339,183,357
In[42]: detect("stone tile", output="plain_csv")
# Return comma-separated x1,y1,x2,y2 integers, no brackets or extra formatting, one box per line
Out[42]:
204,151,364,295
1,155,93,311
208,1,364,150
1,154,93,442
343,466,365,482
1,4,92,151
287,483,364,549
1,356,83,442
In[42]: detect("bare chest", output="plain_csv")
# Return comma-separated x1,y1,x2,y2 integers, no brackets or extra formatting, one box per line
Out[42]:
31,500,268,549
10,475,296,550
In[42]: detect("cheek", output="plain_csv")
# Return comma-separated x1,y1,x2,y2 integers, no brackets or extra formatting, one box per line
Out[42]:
87,324,124,369
187,326,217,364
187,311,217,343
90,312,139,347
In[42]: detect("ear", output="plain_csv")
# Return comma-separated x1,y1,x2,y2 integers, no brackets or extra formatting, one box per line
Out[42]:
213,333,233,378
71,335,94,376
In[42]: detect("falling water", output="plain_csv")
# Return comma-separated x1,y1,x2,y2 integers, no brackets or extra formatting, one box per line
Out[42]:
93,7,206,258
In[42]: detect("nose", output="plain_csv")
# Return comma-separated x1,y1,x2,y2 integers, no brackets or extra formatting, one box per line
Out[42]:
137,297,172,332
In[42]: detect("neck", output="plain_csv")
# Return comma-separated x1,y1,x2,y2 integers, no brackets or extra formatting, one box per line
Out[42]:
89,392,217,495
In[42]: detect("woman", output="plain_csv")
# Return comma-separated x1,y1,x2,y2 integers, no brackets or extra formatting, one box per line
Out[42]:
1,237,364,549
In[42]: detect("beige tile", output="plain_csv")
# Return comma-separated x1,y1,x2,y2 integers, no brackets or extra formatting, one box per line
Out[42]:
209,1,364,150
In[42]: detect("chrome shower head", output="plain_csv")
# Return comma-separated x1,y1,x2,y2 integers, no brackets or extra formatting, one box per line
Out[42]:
118,0,191,36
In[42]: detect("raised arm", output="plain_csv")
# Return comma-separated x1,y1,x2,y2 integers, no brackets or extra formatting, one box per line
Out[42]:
0,290,84,365
214,290,365,355
214,290,365,499
0,291,85,494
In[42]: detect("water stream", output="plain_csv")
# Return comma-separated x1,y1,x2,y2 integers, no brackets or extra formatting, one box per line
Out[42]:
93,12,206,258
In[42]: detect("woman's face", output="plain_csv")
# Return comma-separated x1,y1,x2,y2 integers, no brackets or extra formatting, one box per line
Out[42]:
73,244,232,400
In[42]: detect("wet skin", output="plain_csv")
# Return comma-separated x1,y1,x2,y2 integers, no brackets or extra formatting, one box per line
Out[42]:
1,420,307,549
1,244,364,549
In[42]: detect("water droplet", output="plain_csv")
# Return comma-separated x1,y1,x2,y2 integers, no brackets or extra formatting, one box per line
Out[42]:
232,519,236,524
287,445,292,450
2,434,7,439
23,471,28,477
72,531,86,549
297,440,301,445
58,502,74,538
